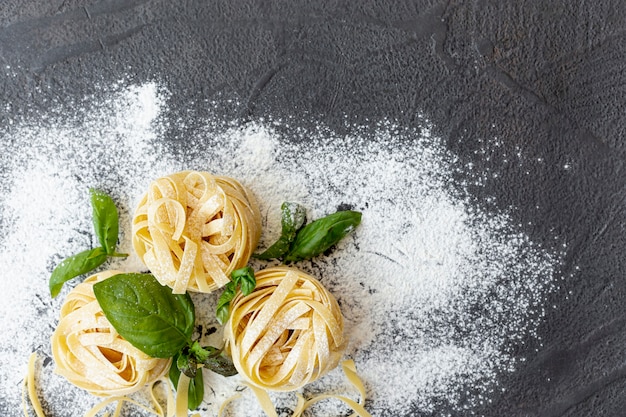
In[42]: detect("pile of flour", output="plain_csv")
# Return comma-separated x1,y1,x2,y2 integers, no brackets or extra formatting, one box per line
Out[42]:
0,83,559,416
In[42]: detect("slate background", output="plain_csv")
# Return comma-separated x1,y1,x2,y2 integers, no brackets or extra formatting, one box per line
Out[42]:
2,1,626,416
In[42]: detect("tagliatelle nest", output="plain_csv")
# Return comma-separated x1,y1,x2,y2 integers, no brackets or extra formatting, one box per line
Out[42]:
50,271,171,397
132,170,262,294
223,266,346,391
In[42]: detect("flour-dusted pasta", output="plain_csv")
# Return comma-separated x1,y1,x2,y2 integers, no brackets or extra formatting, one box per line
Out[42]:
132,171,262,294
223,266,346,392
50,270,171,397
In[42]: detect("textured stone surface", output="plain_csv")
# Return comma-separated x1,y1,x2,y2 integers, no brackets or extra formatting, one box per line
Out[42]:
2,1,626,416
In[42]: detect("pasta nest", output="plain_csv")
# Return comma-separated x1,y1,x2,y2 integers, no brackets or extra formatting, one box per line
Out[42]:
132,171,261,294
224,266,346,391
50,271,171,397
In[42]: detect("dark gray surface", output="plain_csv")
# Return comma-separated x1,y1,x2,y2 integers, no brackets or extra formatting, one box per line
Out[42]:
2,1,626,416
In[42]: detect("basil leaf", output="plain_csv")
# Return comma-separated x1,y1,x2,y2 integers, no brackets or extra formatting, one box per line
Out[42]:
254,202,306,260
216,267,256,324
284,210,362,263
231,266,255,296
93,273,195,358
177,352,197,378
204,352,238,377
215,282,236,325
169,355,204,411
49,247,108,298
90,189,120,255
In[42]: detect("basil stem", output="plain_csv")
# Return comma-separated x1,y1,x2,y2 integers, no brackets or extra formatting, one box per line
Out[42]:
93,273,195,358
284,210,362,263
49,247,108,298
254,202,306,260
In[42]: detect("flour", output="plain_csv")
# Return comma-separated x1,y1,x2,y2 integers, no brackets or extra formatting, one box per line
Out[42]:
0,82,560,417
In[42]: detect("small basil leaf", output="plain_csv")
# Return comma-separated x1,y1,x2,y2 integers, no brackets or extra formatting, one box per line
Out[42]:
216,282,236,325
204,353,238,377
187,371,204,410
170,355,204,411
93,273,195,358
90,189,120,255
284,210,362,263
177,352,197,379
254,202,306,260
49,247,108,298
231,266,255,296
188,341,214,363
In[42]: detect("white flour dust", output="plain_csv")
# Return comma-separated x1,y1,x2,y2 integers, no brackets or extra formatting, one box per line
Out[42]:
0,83,559,417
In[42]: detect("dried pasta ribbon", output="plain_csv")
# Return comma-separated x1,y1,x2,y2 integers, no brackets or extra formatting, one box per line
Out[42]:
223,266,346,391
217,360,371,417
291,360,371,417
50,271,171,397
132,171,261,294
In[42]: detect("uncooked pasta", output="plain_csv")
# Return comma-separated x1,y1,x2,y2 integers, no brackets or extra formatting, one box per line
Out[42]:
132,171,261,294
223,266,346,391
50,270,171,397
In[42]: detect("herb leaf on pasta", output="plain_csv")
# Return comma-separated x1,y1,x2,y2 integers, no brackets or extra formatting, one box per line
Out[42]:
93,273,195,358
216,266,256,324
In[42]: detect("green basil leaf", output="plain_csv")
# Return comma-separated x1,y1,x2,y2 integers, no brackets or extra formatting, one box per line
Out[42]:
284,210,362,263
177,352,197,378
231,266,255,296
90,189,120,255
254,202,306,260
188,341,213,363
187,371,204,410
49,247,108,298
215,282,236,325
170,355,204,410
186,342,238,377
204,353,238,377
93,273,195,358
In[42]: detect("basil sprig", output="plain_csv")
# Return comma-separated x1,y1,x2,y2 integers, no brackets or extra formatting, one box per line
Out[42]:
49,189,128,298
216,266,256,325
173,342,238,379
94,273,237,411
254,203,362,263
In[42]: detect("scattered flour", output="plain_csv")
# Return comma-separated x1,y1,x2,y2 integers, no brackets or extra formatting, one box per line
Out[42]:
0,82,559,417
